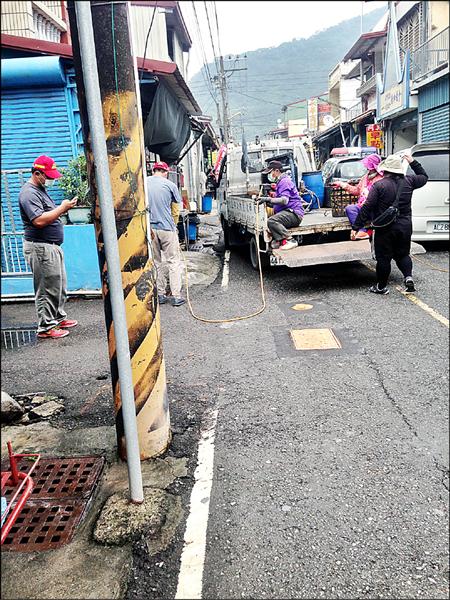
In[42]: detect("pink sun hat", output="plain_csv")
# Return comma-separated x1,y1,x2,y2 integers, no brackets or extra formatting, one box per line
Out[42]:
361,153,383,173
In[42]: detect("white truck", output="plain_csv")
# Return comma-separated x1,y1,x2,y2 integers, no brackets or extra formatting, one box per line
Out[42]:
217,139,425,269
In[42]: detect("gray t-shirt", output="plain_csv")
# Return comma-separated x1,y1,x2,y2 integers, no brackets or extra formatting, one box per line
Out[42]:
147,175,182,232
19,182,64,245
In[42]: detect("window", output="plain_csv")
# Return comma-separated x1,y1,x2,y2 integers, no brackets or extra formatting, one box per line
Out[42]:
336,160,367,180
245,151,264,173
409,151,449,181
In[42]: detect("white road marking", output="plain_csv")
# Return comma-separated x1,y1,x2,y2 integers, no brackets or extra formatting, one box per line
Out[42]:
221,250,231,288
175,409,219,600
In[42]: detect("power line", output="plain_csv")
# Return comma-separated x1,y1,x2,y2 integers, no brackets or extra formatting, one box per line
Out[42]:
139,2,158,84
203,1,220,71
212,1,222,57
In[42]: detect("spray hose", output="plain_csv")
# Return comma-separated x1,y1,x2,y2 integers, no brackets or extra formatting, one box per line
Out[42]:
181,192,267,324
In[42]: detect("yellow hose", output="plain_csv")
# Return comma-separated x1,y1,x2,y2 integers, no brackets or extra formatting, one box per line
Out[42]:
182,196,267,324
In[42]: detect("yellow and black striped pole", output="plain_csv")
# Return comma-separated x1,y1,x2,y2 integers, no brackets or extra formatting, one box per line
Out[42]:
68,0,170,460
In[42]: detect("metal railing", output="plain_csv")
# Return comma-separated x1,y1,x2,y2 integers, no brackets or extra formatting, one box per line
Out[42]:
1,169,32,276
356,74,378,98
411,27,449,82
345,102,363,121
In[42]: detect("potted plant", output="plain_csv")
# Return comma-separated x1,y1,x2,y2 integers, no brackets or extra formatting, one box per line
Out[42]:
58,154,92,224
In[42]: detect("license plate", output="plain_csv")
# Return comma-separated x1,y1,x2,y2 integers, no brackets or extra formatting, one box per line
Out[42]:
432,222,449,232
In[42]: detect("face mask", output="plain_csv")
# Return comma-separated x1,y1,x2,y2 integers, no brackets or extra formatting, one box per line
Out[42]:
267,173,277,183
45,178,56,187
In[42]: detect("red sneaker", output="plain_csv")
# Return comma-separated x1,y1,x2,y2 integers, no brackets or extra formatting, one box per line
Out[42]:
58,319,78,329
37,327,70,339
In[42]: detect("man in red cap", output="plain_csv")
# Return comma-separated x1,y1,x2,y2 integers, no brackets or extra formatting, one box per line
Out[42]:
19,155,78,339
147,161,185,306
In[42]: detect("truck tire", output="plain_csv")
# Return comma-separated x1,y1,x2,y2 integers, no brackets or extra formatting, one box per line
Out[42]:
221,217,231,249
249,236,269,271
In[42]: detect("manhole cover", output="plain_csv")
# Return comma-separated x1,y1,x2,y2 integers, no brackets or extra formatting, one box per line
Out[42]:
1,456,104,552
291,303,314,311
290,328,342,351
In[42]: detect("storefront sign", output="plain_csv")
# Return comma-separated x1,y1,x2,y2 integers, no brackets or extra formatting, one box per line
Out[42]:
379,83,404,117
366,124,384,149
376,2,410,120
307,98,318,131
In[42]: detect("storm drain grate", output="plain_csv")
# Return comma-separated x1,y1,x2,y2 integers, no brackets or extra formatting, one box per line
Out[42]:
1,456,104,552
1,457,104,502
1,500,86,552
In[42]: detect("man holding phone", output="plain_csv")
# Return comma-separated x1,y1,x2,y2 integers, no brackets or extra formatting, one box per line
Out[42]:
19,155,78,339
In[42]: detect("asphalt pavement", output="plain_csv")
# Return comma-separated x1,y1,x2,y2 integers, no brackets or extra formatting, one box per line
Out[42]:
1,227,448,599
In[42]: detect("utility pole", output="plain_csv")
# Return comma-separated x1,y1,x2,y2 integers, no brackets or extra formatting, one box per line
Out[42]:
68,1,170,464
218,56,230,143
215,55,247,144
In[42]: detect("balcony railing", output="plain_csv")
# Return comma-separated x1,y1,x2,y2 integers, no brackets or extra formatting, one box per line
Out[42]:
356,74,378,98
345,102,363,122
411,27,449,82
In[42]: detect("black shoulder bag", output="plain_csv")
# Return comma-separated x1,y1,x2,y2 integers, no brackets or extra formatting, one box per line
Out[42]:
371,179,405,229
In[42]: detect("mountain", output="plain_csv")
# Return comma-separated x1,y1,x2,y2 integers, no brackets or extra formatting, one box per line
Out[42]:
189,7,385,140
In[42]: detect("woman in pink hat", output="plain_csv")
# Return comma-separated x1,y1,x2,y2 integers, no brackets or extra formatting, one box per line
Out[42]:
338,154,384,240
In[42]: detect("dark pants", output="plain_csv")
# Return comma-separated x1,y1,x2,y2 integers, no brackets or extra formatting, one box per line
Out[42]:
374,219,413,288
267,210,302,241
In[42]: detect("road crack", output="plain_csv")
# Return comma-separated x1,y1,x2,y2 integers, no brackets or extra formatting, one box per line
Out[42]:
365,354,449,492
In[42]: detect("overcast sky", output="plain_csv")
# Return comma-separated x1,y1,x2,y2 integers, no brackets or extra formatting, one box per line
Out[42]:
181,1,387,80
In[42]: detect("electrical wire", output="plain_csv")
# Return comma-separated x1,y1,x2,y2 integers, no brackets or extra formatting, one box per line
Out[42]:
212,1,222,57
190,1,219,104
139,2,158,84
203,0,220,72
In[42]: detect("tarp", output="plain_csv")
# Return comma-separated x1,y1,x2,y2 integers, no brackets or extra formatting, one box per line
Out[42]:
144,82,191,164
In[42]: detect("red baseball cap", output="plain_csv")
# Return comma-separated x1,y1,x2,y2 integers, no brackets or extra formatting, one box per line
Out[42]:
32,155,62,179
153,161,169,172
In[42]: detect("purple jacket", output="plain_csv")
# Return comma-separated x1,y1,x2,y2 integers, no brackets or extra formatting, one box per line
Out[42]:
275,174,304,217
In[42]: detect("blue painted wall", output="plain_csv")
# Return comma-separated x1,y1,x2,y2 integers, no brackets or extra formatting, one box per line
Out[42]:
1,224,101,297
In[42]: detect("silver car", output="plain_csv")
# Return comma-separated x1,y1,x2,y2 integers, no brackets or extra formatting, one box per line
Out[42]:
400,142,449,242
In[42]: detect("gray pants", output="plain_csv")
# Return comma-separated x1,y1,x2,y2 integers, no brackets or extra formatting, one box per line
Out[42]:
267,210,302,241
23,241,68,333
151,229,183,297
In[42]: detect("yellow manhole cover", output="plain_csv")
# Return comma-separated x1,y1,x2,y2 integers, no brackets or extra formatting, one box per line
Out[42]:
290,328,342,350
291,303,313,311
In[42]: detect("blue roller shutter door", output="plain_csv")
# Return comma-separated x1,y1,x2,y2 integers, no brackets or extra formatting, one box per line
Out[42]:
421,104,450,143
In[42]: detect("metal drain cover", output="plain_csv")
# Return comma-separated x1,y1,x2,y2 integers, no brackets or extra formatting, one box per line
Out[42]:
1,456,104,552
290,328,342,351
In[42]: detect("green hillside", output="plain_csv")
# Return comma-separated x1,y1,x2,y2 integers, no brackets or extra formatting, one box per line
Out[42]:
189,7,385,140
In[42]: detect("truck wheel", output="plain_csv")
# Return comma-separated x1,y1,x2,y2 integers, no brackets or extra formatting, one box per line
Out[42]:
249,236,269,271
221,218,231,249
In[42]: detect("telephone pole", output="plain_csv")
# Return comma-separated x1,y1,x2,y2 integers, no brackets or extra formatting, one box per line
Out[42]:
214,55,247,144
68,0,170,463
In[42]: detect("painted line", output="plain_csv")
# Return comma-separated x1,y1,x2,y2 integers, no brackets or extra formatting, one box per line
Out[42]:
362,261,449,328
394,286,449,328
221,250,230,288
175,409,219,600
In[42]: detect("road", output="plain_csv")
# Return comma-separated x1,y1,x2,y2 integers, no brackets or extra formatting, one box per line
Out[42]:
161,240,449,599
1,235,448,599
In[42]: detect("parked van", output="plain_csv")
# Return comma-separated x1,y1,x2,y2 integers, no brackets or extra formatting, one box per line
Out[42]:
399,142,449,242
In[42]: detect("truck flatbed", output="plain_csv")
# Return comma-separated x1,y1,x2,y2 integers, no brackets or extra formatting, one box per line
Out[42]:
291,208,351,236
271,238,426,268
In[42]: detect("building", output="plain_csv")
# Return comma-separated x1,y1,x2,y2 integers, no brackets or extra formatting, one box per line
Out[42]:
377,0,449,153
342,28,387,146
1,1,217,298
